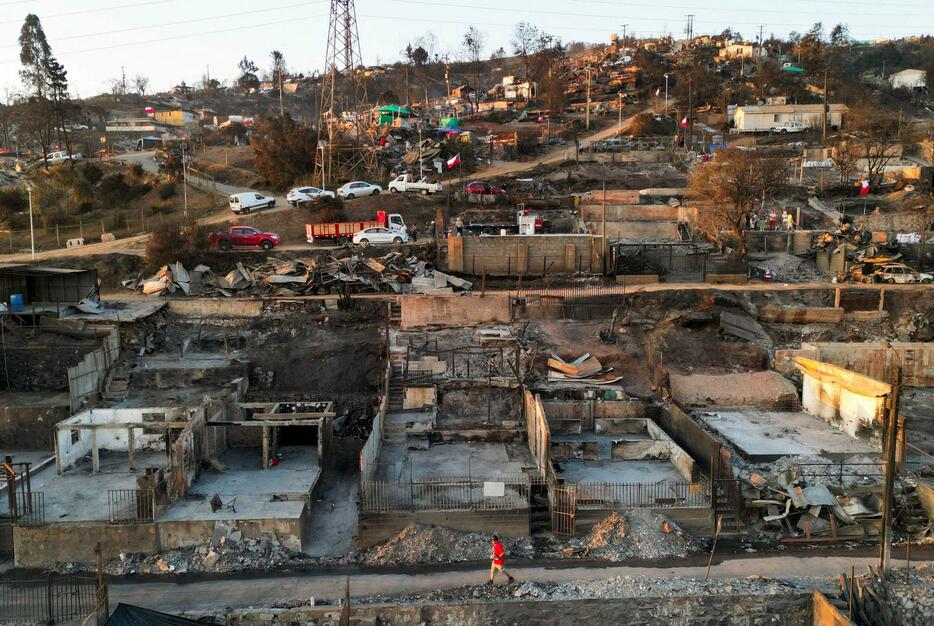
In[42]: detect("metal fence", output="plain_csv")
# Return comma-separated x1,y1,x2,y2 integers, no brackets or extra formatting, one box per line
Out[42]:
360,477,530,512
12,491,45,526
0,576,101,625
573,481,710,509
403,345,520,384
107,488,155,523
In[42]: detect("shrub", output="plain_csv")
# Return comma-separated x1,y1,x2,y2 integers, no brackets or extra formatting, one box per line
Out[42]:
80,162,103,184
148,203,174,216
157,181,177,201
145,220,209,267
0,188,27,223
129,162,144,178
98,173,132,207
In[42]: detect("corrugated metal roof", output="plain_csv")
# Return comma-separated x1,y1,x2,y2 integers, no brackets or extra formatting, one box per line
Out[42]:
736,104,849,114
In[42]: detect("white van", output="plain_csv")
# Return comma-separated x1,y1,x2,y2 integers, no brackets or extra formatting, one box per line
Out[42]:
47,151,81,164
229,192,276,214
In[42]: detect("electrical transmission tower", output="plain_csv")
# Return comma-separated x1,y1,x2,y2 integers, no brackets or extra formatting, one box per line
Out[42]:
316,0,374,187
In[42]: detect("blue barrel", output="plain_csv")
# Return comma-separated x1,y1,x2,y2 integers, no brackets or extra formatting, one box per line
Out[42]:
9,294,24,312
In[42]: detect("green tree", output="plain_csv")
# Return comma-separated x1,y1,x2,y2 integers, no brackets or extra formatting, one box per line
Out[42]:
18,14,52,99
251,114,316,189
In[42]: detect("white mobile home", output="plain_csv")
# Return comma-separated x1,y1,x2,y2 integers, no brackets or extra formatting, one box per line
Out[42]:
733,104,848,133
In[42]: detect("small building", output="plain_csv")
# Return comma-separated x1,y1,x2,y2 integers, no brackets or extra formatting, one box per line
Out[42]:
152,109,199,129
717,43,767,60
888,68,927,90
105,117,169,135
0,264,97,306
733,103,848,132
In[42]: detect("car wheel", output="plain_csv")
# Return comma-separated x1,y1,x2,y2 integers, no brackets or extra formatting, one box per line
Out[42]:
260,240,273,250
243,206,251,214
421,189,429,195
338,236,349,245
921,278,931,284
372,189,380,195
268,200,275,208
359,238,369,247
347,193,355,199
886,278,896,284
390,187,399,193
219,240,231,251
393,237,402,244
780,129,787,134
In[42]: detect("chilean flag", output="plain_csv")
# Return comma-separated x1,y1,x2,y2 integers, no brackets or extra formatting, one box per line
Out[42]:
446,153,461,170
145,106,154,117
859,179,870,195
680,116,688,128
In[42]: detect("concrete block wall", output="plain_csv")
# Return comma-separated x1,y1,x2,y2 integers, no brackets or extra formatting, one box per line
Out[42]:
0,402,70,450
776,342,933,388
446,234,604,276
400,295,511,329
188,593,820,626
357,508,530,549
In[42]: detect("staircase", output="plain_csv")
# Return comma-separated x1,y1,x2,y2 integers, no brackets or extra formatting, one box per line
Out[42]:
387,350,406,412
102,370,131,403
530,484,551,534
677,221,692,242
713,480,745,532
388,299,402,326
898,485,929,534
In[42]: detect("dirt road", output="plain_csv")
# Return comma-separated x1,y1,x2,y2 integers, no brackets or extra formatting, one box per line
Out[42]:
106,553,923,612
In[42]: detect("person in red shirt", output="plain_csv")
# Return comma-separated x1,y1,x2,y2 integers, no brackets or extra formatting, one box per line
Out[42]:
488,535,515,584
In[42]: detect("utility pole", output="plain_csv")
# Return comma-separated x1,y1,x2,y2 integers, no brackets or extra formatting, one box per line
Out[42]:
120,66,126,95
758,26,764,58
25,180,35,260
278,68,284,117
684,15,694,41
664,73,669,113
879,366,902,573
181,144,189,220
620,24,628,46
585,67,592,130
822,68,829,144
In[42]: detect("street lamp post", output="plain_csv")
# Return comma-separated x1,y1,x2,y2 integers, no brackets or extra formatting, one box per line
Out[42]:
664,73,670,113
25,181,35,260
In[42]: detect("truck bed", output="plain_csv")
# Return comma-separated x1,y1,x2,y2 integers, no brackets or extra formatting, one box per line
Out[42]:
305,220,379,243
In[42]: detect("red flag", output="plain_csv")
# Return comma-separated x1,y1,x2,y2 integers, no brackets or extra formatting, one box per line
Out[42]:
859,179,870,195
446,153,461,169
680,116,688,128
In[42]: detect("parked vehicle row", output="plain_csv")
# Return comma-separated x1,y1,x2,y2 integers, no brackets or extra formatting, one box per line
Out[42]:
229,192,276,214
209,227,280,250
287,186,334,207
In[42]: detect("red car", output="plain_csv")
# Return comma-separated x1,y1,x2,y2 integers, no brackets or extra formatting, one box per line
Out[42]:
208,226,280,251
465,181,505,195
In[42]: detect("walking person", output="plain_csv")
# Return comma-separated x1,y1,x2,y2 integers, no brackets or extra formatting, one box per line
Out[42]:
411,224,418,242
488,535,515,584
455,217,464,237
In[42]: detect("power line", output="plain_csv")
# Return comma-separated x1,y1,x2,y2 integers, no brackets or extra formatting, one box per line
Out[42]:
0,14,326,64
0,0,180,25
570,0,934,11
0,1,326,50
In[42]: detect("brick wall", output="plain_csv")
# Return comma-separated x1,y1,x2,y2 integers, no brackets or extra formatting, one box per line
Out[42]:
446,234,605,276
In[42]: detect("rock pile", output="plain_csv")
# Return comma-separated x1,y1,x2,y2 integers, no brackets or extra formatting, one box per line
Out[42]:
560,510,705,561
359,523,533,567
101,525,307,575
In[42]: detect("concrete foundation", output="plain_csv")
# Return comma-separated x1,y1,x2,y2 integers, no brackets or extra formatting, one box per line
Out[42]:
697,409,877,462
374,441,534,481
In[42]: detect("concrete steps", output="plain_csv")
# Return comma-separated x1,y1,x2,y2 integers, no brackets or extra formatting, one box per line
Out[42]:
102,371,131,403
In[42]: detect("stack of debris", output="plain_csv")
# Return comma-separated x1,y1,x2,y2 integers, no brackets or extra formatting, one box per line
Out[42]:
547,352,622,384
558,510,704,561
811,224,904,283
742,465,883,540
358,523,533,566
123,255,473,297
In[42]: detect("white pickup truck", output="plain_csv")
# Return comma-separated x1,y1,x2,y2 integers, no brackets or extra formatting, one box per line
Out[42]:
387,174,443,195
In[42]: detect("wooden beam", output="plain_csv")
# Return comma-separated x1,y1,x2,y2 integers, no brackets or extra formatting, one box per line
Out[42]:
55,422,190,431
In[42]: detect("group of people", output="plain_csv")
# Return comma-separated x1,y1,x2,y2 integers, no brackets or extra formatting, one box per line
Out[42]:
748,209,796,232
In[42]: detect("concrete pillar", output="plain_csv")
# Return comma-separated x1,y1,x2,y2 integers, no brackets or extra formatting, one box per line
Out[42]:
90,429,99,473
447,235,464,272
517,244,529,274
834,287,841,308
127,428,136,471
879,288,886,312
564,243,576,273
54,430,61,475
262,425,269,470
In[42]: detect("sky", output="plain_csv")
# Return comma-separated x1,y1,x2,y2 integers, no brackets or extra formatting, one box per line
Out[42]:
1,0,933,98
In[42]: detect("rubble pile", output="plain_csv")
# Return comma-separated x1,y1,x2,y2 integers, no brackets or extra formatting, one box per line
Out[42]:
547,352,623,384
354,574,819,606
810,224,906,283
883,565,934,625
737,457,884,540
98,525,307,575
753,252,825,283
559,510,704,561
359,523,533,567
122,254,472,297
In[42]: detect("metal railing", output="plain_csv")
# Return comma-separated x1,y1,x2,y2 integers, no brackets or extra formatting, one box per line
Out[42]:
11,491,45,526
0,576,99,625
572,481,710,509
361,477,530,512
403,344,519,383
107,488,155,523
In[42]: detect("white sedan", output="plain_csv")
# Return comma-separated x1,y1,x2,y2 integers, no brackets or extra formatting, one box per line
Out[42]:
353,227,408,246
337,181,382,199
287,186,335,206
